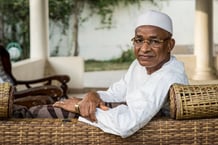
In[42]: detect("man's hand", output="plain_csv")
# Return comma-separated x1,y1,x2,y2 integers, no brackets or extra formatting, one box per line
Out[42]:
78,91,108,122
53,97,81,113
53,91,108,122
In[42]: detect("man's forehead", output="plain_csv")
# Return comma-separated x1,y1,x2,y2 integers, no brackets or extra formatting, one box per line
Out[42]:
135,25,168,36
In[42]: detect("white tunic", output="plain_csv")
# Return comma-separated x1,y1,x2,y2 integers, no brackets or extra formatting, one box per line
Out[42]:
79,56,188,138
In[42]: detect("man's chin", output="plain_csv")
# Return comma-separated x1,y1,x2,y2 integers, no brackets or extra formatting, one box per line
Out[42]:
138,61,153,67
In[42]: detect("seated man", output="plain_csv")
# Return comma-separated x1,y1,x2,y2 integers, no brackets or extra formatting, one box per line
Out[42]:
24,10,189,138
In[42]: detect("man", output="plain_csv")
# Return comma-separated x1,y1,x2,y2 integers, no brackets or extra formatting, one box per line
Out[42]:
29,10,188,138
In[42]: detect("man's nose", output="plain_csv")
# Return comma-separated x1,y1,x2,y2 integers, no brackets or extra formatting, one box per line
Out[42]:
140,43,151,52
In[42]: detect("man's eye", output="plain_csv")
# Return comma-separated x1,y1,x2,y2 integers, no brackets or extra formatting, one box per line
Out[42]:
149,39,160,44
135,39,144,43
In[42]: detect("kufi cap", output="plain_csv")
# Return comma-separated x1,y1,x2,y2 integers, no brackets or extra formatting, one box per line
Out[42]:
136,10,173,34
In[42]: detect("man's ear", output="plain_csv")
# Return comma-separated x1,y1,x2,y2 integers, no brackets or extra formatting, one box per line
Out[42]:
168,38,175,52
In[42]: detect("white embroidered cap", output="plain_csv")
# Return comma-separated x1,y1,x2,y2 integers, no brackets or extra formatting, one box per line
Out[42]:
136,10,173,34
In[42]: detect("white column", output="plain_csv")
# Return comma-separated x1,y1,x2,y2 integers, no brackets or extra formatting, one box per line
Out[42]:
29,0,49,59
193,0,217,80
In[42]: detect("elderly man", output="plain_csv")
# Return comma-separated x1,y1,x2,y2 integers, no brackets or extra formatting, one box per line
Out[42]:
29,10,188,138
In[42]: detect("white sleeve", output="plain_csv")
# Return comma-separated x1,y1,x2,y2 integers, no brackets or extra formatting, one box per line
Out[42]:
79,58,188,138
97,75,127,102
79,79,171,138
79,71,188,138
97,61,137,102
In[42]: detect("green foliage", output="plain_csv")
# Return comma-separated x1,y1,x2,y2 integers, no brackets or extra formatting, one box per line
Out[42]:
48,0,142,29
0,0,29,59
85,60,131,72
0,0,159,59
49,0,75,33
113,49,135,63
48,0,144,56
85,48,135,71
49,0,74,22
86,0,142,28
85,0,163,29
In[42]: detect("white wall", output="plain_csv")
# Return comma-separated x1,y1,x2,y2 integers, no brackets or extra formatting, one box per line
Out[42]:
13,58,45,80
12,57,84,89
46,57,84,89
49,0,218,60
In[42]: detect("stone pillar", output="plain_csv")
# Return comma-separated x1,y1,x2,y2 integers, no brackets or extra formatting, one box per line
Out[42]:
29,0,49,59
193,0,217,80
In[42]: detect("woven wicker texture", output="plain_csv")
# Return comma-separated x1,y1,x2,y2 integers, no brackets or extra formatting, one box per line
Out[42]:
0,118,218,145
170,83,218,120
0,82,13,118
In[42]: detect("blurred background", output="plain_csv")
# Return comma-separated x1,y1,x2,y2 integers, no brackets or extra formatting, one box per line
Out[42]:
0,0,218,90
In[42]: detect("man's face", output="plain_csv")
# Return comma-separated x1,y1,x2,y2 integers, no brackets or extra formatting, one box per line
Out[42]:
133,25,175,74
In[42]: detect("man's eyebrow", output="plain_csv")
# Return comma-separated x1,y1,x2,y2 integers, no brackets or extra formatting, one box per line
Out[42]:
135,35,143,38
135,35,158,39
149,36,159,39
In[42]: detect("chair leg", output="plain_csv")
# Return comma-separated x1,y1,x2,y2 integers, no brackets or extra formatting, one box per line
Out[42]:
60,83,69,99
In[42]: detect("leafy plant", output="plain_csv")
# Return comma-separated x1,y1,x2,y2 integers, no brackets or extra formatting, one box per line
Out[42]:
49,0,143,56
85,60,131,72
113,49,135,63
0,0,29,59
85,47,135,71
0,0,161,59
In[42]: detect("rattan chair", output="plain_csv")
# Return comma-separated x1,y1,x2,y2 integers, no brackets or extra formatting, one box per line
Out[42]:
0,45,70,107
1,117,218,145
1,83,218,144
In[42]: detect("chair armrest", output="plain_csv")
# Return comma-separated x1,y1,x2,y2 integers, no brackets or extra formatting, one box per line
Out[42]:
15,75,70,99
15,75,70,86
14,85,63,99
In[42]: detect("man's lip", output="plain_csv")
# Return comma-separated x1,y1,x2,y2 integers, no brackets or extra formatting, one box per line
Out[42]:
138,55,153,60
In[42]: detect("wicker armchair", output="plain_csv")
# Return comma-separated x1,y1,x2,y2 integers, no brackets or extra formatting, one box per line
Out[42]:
0,83,218,144
1,118,218,145
0,45,70,107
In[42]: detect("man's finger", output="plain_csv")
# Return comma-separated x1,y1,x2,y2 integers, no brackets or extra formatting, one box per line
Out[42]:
89,112,97,122
88,103,98,122
53,101,64,108
99,103,109,111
